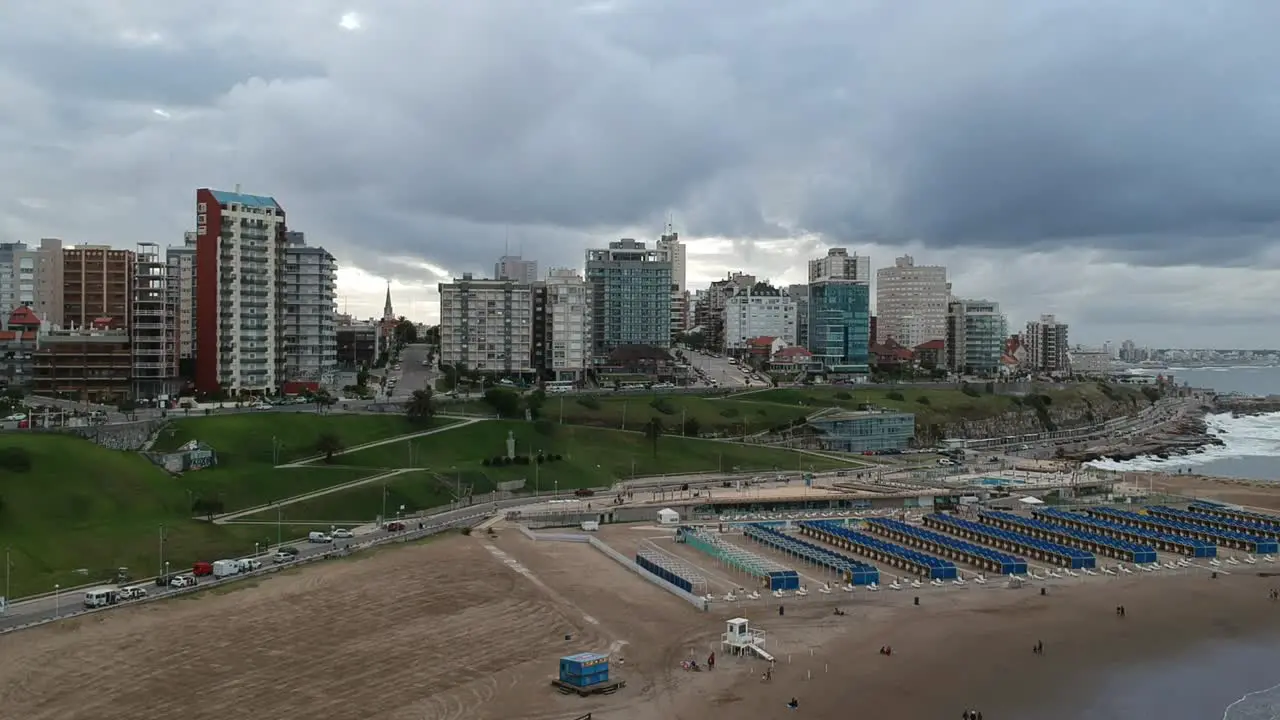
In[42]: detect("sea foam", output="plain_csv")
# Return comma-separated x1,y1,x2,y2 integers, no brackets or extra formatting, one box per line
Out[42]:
1086,411,1280,473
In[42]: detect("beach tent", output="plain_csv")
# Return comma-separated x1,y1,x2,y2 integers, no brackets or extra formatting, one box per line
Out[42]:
657,508,680,525
1018,496,1045,505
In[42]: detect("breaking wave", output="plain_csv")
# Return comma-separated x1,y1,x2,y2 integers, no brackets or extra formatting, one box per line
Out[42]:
1224,682,1280,720
1085,411,1280,473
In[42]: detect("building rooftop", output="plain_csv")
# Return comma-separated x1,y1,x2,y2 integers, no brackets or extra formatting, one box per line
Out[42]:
209,189,281,210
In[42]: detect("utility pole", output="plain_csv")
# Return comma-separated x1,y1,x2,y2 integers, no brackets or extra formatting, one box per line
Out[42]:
621,401,627,431
681,408,686,436
4,547,10,609
158,525,166,579
276,504,282,547
381,484,388,523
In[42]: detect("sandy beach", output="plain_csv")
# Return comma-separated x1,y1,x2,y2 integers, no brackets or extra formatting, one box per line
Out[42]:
4,500,1280,719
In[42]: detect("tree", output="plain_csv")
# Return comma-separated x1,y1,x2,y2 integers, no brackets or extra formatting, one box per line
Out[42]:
394,318,418,347
191,497,225,522
315,432,344,464
643,418,665,458
483,388,523,418
525,390,546,419
312,390,335,413
357,367,370,387
682,417,701,437
405,388,435,423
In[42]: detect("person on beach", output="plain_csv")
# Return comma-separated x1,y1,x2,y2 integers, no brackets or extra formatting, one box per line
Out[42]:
779,605,785,617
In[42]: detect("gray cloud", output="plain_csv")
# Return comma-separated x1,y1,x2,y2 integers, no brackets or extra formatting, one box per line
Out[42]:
0,0,1278,342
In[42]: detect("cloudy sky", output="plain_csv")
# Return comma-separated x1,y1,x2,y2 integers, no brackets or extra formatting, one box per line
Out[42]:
2,0,1278,348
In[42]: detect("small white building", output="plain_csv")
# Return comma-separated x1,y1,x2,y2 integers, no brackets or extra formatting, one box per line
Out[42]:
657,508,680,525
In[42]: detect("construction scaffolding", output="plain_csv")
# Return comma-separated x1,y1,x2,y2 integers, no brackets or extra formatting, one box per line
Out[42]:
132,242,179,398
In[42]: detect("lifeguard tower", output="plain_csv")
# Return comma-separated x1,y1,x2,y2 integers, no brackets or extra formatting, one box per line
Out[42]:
721,617,773,661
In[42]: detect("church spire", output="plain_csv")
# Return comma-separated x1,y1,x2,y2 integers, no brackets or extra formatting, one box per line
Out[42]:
383,281,394,320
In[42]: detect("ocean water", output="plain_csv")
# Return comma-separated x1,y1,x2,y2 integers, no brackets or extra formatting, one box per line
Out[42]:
1085,366,1280,481
1041,637,1280,720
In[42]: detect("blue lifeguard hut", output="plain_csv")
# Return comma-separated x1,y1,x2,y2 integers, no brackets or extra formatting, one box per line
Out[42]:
558,652,610,688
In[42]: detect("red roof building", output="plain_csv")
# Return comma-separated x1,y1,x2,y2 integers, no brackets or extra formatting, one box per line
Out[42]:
869,338,914,367
913,339,945,368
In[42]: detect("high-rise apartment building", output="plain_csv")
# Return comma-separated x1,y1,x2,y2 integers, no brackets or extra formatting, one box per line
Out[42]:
194,188,287,395
875,255,950,347
786,284,809,349
809,248,871,283
657,229,687,293
723,284,797,352
282,231,338,384
495,255,538,284
945,299,1007,376
544,268,590,381
0,243,36,314
438,274,535,376
166,233,198,377
585,239,672,357
63,245,134,330
1024,314,1070,374
34,238,64,326
808,280,871,372
694,272,756,351
132,242,179,398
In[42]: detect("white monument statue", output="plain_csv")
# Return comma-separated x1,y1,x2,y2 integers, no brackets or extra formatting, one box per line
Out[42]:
506,430,516,459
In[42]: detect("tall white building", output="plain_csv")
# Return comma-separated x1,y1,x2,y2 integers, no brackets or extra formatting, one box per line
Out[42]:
438,274,535,376
1025,314,1070,374
875,255,950,348
495,255,538,284
723,285,797,351
194,188,287,395
166,233,197,367
544,268,590,381
0,242,37,315
657,229,687,292
282,231,338,385
809,248,871,283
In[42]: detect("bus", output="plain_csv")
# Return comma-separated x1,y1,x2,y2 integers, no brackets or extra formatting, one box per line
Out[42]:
545,380,576,394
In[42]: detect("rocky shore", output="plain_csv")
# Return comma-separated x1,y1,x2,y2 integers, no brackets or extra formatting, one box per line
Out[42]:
1214,395,1280,416
1064,412,1223,463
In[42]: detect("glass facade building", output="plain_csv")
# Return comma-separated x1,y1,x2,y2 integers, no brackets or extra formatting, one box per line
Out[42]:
807,280,871,372
808,411,915,452
585,239,672,357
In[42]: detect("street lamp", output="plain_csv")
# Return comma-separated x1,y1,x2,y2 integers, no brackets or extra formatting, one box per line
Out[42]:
53,584,60,617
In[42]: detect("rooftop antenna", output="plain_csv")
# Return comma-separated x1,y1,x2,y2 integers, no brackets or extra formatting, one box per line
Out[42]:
504,226,510,258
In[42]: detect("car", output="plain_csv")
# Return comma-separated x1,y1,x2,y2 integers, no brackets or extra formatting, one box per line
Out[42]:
272,551,296,564
2,413,25,422
252,402,272,410
332,528,354,539
384,521,406,532
169,574,196,588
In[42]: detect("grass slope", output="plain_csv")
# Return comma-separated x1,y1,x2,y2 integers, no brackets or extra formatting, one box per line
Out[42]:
339,419,852,487
234,471,455,525
0,435,276,597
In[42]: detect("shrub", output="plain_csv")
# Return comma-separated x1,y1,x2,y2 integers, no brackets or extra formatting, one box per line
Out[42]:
514,455,530,465
0,447,32,472
650,397,677,415
834,391,852,400
961,384,981,398
885,391,905,402
481,458,491,466
916,396,931,405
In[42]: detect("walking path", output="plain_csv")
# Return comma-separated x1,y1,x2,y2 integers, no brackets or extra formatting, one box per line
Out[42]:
214,469,416,524
275,416,482,468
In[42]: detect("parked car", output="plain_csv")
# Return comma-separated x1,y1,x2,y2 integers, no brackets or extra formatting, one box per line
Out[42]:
384,521,405,532
119,585,149,600
574,488,595,497
237,558,263,572
332,528,354,539
279,545,300,556
169,574,197,588
308,531,333,543
272,551,296,564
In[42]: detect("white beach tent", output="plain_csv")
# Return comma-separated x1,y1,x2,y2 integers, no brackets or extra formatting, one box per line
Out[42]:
657,508,680,525
1017,496,1046,506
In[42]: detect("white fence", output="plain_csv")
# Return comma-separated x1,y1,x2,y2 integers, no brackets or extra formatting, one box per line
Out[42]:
0,513,487,636
517,526,708,611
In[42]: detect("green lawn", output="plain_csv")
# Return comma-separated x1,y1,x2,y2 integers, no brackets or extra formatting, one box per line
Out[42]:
0,434,294,598
152,412,444,464
739,384,1145,428
449,393,814,435
233,470,456,525
337,419,853,487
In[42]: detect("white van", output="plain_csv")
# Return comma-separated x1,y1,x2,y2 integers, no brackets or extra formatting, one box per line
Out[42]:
211,560,241,578
308,531,333,543
84,587,120,609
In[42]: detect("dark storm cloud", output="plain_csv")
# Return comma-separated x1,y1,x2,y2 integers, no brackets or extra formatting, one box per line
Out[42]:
3,0,1280,328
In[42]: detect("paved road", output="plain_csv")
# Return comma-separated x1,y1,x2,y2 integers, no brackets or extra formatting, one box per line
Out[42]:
687,350,764,388
0,502,501,632
391,343,438,400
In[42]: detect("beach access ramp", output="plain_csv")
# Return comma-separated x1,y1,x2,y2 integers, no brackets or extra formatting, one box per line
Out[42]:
748,644,775,662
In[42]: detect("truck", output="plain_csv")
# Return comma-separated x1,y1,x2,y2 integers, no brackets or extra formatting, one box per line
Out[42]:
211,560,241,578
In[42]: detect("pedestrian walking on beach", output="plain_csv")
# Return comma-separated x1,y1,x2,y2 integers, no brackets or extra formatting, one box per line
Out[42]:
1121,605,1126,617
708,652,715,670
779,604,785,617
